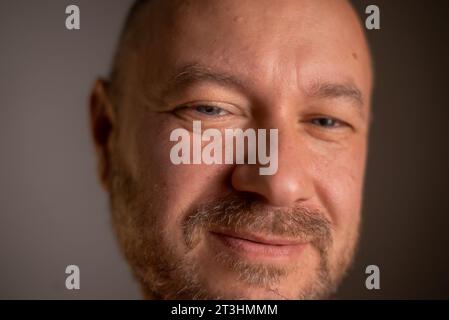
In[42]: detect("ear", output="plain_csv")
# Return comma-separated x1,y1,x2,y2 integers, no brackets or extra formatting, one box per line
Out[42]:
89,79,116,190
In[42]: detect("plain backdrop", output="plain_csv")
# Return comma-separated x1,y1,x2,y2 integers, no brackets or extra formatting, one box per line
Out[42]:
1,0,448,299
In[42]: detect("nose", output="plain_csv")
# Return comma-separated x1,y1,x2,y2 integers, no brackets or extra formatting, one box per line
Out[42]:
231,126,314,207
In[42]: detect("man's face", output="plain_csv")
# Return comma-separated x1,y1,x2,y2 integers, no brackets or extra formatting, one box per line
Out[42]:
92,0,372,299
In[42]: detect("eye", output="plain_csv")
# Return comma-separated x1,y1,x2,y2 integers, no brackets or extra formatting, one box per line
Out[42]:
194,105,229,117
172,102,240,122
311,117,345,128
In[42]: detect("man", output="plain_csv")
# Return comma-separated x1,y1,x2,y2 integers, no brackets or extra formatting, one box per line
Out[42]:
89,0,372,299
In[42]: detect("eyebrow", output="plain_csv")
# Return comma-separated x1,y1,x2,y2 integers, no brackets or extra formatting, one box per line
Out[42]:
162,63,364,108
306,81,364,107
162,63,246,96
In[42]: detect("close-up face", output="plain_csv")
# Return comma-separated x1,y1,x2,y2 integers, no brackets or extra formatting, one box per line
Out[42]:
90,0,373,299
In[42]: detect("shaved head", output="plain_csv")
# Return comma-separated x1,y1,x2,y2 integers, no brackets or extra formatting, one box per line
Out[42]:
108,0,151,103
91,0,373,300
108,0,372,107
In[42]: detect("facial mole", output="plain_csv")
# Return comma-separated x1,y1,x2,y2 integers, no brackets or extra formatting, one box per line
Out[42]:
352,52,358,60
233,16,244,23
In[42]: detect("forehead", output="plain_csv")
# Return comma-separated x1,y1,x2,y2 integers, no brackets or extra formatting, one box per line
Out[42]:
135,0,372,103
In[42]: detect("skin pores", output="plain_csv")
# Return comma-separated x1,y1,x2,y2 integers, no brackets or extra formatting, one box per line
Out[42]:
90,0,372,300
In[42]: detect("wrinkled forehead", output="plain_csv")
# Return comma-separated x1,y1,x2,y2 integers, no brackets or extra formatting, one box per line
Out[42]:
131,0,372,104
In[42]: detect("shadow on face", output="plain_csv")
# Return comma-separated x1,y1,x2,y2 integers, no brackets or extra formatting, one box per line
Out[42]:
90,0,373,300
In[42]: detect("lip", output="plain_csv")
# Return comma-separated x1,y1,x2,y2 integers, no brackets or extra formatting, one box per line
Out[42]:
209,230,307,259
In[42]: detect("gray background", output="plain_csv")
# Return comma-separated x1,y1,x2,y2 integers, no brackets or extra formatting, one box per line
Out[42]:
1,0,448,299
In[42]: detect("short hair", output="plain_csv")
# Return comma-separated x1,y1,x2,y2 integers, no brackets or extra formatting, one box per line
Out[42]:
108,0,151,103
107,0,372,106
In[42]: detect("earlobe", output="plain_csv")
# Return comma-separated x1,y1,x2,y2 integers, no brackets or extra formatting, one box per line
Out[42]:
89,79,116,190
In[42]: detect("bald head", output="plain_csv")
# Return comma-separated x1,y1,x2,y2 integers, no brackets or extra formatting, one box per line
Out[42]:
108,0,372,109
92,0,374,300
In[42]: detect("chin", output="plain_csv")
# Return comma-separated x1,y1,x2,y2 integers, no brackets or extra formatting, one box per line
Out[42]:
192,266,327,300
210,286,299,300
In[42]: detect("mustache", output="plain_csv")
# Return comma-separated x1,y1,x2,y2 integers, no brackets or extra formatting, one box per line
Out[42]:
182,194,333,253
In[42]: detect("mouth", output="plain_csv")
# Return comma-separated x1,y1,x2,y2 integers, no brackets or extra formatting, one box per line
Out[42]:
209,230,307,260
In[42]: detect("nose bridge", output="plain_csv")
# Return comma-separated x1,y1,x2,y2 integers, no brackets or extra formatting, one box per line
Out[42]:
231,115,314,207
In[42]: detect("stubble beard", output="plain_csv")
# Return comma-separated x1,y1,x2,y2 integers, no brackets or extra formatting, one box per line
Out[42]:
107,152,359,300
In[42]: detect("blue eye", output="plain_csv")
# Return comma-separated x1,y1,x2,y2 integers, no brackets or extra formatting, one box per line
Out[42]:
311,117,342,128
195,105,227,116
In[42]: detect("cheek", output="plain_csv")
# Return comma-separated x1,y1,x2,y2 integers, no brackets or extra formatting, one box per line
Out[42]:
309,140,366,273
128,113,229,232
311,138,367,230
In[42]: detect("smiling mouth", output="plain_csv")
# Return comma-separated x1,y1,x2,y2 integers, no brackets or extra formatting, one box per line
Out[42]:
209,230,307,259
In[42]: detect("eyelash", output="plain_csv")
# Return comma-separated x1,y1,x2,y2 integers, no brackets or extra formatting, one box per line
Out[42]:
175,105,349,130
194,105,229,116
174,104,231,119
310,117,346,129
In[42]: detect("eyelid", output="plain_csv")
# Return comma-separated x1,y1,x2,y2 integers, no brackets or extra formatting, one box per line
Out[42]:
178,105,230,119
195,104,230,115
175,101,244,116
304,115,353,131
313,117,344,128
